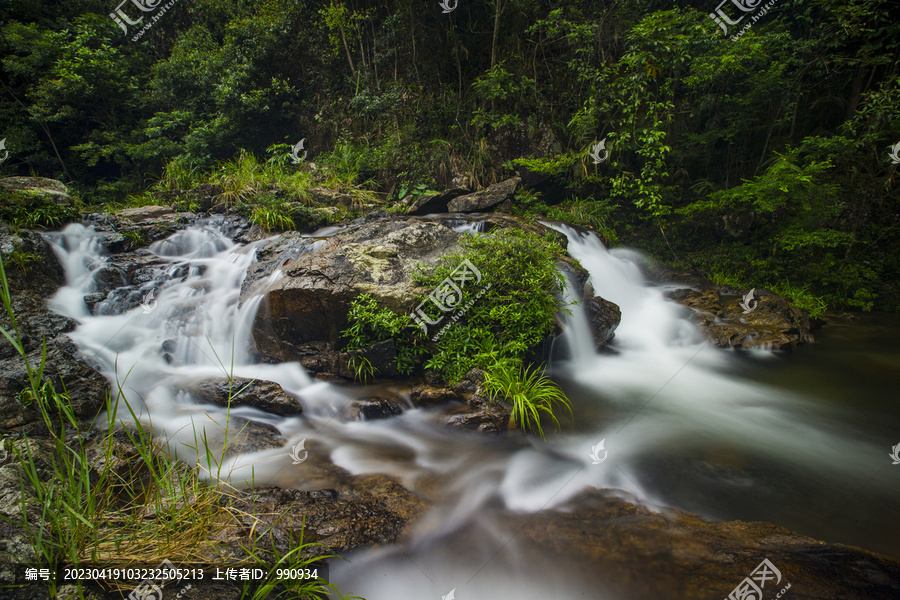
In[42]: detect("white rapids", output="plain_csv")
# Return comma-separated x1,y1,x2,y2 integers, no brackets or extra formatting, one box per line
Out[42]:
42,219,890,600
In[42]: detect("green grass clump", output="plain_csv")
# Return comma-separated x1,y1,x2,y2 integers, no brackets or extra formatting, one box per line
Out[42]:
483,360,573,438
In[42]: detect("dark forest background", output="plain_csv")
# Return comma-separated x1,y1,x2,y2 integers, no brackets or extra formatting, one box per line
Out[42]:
1,0,898,311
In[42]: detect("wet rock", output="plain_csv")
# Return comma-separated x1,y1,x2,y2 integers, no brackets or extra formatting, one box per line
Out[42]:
241,215,578,380
509,489,900,600
92,266,128,295
243,218,462,368
184,377,303,417
226,473,426,555
584,296,621,349
447,176,520,213
669,286,813,350
406,188,469,215
0,176,70,205
344,396,405,420
224,417,286,456
0,230,108,433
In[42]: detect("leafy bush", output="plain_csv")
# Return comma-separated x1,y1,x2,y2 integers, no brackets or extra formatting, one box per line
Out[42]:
413,228,569,381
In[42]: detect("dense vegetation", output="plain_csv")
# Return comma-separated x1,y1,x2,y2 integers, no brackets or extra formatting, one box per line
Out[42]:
342,228,573,435
1,0,898,310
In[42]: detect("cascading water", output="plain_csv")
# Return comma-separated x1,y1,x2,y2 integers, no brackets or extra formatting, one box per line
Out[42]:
44,220,899,599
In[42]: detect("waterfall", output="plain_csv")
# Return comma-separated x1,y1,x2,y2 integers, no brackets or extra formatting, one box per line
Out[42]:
41,220,893,599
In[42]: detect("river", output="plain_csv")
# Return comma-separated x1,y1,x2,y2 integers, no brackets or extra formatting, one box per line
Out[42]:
44,219,900,599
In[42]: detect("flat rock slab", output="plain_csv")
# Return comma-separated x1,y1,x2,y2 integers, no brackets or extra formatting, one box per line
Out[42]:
507,490,900,600
0,176,70,204
669,286,813,350
447,176,520,213
118,205,176,222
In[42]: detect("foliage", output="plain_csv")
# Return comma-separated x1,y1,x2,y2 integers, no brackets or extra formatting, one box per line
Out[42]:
249,196,296,233
483,360,573,438
343,294,409,350
1,0,899,310
414,228,569,382
341,294,417,376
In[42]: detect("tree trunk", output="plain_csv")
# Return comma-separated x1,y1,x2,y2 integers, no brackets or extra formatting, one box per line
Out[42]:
491,0,503,69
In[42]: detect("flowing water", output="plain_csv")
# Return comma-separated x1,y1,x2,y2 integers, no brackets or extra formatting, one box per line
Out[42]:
44,220,900,599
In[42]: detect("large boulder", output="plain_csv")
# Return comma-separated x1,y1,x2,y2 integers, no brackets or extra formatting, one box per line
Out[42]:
669,286,814,350
0,176,70,205
241,217,463,372
241,214,618,380
447,176,520,213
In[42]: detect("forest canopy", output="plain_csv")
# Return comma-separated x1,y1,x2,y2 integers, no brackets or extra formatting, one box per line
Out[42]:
1,0,898,311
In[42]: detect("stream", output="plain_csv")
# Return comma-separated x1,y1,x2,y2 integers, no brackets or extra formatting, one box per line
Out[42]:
44,219,900,599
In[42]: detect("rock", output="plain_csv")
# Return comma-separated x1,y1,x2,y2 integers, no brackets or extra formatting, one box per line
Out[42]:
118,205,176,223
0,176,70,205
223,417,286,456
226,472,427,555
242,218,462,370
407,383,464,407
0,230,108,433
509,488,900,600
447,176,521,213
669,286,814,350
584,296,621,349
92,266,128,295
345,396,405,420
406,188,469,215
183,377,303,417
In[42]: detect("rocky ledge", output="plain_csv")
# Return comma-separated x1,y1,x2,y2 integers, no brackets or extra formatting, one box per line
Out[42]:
669,284,816,350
